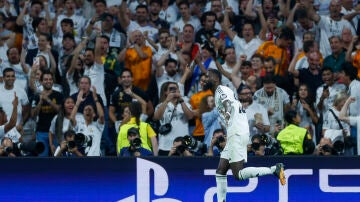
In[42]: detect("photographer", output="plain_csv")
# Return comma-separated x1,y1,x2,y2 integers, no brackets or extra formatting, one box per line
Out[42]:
248,134,266,156
0,137,45,157
276,110,315,155
207,129,226,157
119,127,152,157
168,137,193,157
54,130,85,157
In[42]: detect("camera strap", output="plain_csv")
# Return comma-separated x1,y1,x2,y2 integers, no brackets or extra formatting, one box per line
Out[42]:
329,108,344,130
166,104,177,124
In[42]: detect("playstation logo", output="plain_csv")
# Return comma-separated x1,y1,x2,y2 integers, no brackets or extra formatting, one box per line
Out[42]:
117,158,182,202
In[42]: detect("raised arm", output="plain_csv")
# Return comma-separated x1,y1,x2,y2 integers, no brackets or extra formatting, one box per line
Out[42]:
230,55,246,89
339,97,355,124
288,48,301,77
221,10,236,41
346,36,357,62
244,0,257,20
286,3,301,31
92,86,105,124
16,0,30,26
94,36,102,64
118,1,130,31
255,6,267,41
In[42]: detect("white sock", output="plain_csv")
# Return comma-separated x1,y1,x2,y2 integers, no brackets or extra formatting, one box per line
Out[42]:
238,167,273,180
216,174,227,202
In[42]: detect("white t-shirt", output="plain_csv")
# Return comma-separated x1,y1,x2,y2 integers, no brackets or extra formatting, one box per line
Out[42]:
127,21,159,42
232,35,262,59
159,5,178,25
156,71,181,98
348,79,360,116
0,62,28,91
74,118,104,156
156,99,192,151
295,56,309,70
170,16,201,36
56,13,86,41
245,102,270,137
0,86,29,125
253,87,290,131
315,83,346,116
318,16,355,57
84,62,106,105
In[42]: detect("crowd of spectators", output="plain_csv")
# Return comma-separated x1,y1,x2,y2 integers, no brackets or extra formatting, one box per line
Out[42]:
0,0,359,157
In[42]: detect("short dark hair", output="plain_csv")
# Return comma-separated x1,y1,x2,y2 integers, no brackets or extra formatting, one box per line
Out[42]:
278,26,295,41
94,0,107,6
40,69,53,81
262,75,276,84
341,62,358,81
177,0,190,8
165,58,178,67
264,56,276,65
200,11,217,25
174,136,184,143
60,18,74,27
213,128,225,135
303,40,315,53
100,35,110,43
6,47,18,56
150,0,162,6
208,68,222,82
321,66,334,74
80,75,92,85
121,68,133,77
2,67,14,76
136,4,148,12
31,0,43,8
39,32,52,42
241,61,252,68
62,33,75,42
32,17,45,31
284,110,297,124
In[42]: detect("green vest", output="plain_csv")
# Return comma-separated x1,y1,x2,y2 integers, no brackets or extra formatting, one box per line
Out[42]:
276,124,307,154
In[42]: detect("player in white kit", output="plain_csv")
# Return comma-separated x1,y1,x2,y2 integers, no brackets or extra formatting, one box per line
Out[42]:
214,85,286,202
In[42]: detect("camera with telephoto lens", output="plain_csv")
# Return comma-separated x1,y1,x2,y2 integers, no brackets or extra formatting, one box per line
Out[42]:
67,141,77,149
259,134,282,155
130,138,142,149
15,142,45,156
182,135,207,155
74,133,93,147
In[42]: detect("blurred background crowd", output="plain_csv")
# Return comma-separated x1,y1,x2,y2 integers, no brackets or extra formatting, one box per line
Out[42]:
0,0,359,157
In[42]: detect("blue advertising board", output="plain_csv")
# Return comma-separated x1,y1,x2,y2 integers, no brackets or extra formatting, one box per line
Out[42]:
1,157,360,201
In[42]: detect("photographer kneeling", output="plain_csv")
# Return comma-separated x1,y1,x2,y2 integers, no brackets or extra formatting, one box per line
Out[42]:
119,127,152,157
207,129,226,156
0,137,45,157
168,136,193,157
54,130,85,157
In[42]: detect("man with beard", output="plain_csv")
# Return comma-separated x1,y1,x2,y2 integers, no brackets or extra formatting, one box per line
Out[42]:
109,68,152,129
0,47,29,90
31,70,63,156
316,67,346,117
82,36,107,106
119,3,158,41
253,75,290,134
289,51,323,99
195,11,219,46
238,85,270,137
156,58,182,98
149,0,170,30
222,10,262,60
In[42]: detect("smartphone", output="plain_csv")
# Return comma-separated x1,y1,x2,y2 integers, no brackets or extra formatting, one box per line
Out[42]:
33,57,40,66
169,87,177,93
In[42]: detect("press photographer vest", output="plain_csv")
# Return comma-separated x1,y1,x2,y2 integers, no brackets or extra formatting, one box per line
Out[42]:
277,124,307,154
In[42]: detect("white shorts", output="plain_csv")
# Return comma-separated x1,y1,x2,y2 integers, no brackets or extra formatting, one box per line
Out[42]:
220,134,249,163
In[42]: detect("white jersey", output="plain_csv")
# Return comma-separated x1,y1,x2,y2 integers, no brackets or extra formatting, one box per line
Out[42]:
215,85,249,138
